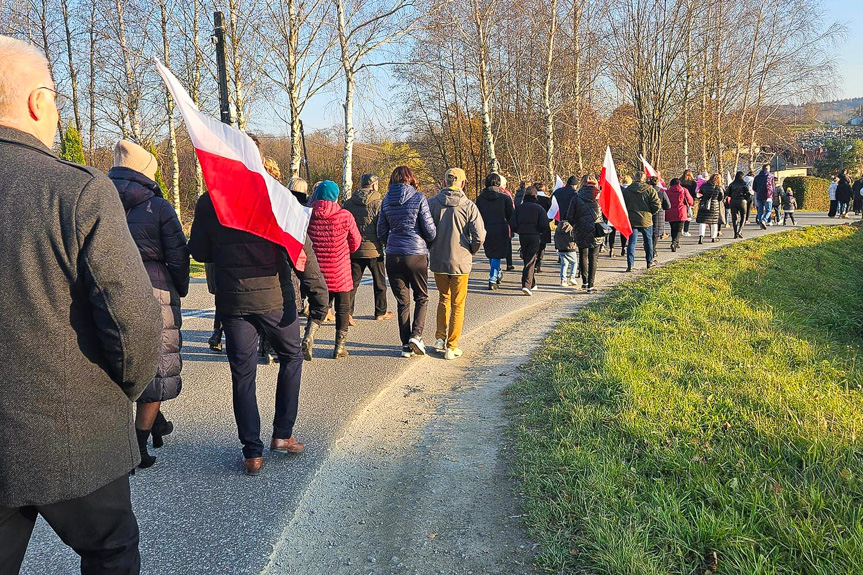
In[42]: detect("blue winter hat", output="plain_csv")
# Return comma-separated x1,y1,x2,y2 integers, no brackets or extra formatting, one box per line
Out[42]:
317,180,340,202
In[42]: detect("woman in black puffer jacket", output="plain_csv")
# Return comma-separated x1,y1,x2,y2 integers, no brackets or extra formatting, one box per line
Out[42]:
565,177,604,292
696,173,725,244
109,141,190,469
726,171,750,239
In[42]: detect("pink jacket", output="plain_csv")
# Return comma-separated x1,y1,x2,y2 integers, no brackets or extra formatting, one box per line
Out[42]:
307,200,361,292
665,183,694,222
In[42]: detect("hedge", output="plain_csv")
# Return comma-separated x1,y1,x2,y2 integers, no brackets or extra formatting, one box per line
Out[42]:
782,176,831,211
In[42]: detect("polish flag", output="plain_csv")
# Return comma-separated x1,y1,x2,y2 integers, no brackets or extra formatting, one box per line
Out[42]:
547,175,565,221
154,59,310,265
599,147,632,239
640,155,667,190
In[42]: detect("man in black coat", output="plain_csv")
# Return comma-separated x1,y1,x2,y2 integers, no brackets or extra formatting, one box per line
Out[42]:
188,191,306,476
0,36,162,574
509,186,551,295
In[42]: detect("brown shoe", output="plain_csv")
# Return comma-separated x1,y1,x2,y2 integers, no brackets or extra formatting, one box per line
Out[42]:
375,311,394,321
348,315,357,327
270,436,305,453
243,457,263,476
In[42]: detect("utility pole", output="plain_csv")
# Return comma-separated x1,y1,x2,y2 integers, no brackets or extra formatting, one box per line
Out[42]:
213,12,232,126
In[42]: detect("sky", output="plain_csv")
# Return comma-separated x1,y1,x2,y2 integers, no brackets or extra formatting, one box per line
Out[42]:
258,0,863,137
823,0,863,99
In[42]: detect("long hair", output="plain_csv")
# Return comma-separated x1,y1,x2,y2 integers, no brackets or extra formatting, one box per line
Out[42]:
681,169,694,183
734,171,744,183
389,165,419,189
708,173,722,187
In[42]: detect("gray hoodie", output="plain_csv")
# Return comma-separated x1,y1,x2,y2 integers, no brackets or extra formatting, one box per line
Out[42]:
428,187,487,275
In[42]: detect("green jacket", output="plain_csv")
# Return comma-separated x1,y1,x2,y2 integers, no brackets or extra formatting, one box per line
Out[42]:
624,182,662,228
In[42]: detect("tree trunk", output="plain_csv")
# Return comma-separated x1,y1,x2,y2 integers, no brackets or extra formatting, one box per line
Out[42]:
160,0,182,223
228,0,247,130
60,0,81,134
191,0,204,197
472,0,498,175
337,0,354,199
87,0,97,162
542,0,558,184
116,0,141,141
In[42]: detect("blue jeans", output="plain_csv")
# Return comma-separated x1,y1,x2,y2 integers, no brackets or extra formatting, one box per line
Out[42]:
626,226,654,269
757,198,773,223
559,251,578,282
489,258,501,282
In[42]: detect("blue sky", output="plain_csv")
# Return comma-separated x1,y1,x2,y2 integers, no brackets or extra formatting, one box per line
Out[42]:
276,0,862,136
824,0,863,99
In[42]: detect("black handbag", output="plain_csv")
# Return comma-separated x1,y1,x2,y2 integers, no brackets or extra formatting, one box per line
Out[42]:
594,222,611,237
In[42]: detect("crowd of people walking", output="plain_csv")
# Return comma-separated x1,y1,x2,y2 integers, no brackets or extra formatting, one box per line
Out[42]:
2,34,863,575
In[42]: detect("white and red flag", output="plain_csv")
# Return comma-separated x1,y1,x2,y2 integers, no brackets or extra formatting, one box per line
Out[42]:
547,175,565,221
599,147,632,239
640,154,667,190
154,59,310,266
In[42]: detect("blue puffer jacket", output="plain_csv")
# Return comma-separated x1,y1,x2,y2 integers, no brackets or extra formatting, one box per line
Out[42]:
377,183,437,256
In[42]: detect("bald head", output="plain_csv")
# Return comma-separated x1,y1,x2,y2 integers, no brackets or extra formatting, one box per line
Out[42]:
0,35,58,147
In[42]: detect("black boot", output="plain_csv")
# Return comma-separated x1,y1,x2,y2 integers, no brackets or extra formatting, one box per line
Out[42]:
302,321,320,361
136,428,156,468
698,236,704,244
208,329,222,353
333,330,349,359
151,411,174,449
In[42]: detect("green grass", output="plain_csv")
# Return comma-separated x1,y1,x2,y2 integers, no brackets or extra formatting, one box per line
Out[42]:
190,258,206,278
510,224,863,574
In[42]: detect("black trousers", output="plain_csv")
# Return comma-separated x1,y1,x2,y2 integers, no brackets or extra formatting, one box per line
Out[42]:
220,310,303,458
608,229,627,252
327,291,351,333
731,200,747,236
385,254,429,345
829,199,838,217
783,212,796,225
349,257,388,318
536,242,547,271
505,237,514,268
669,221,685,248
578,245,600,288
519,234,541,289
0,475,140,575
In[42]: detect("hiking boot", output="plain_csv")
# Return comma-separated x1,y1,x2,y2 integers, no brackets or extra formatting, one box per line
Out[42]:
301,321,320,361
333,330,349,359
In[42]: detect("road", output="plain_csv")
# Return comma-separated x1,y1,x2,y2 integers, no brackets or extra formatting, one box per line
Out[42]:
21,213,845,574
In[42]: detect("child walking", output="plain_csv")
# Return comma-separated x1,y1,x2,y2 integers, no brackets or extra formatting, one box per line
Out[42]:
782,190,797,226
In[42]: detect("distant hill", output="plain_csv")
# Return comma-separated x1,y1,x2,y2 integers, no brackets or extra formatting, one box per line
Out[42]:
815,97,863,123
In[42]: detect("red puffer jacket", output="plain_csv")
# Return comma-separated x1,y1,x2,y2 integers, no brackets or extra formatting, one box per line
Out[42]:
308,200,361,292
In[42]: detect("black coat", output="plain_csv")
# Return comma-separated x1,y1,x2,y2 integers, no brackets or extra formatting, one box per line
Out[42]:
566,185,604,249
510,196,551,238
836,175,853,203
476,186,514,259
696,184,724,225
188,192,297,320
535,194,553,243
0,126,162,507
109,167,190,403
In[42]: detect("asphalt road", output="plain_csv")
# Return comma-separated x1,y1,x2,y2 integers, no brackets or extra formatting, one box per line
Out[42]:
21,213,846,575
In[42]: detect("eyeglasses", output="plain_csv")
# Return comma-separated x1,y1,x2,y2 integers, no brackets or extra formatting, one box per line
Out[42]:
37,86,69,112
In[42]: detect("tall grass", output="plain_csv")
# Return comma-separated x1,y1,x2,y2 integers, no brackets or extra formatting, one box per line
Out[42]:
510,224,863,574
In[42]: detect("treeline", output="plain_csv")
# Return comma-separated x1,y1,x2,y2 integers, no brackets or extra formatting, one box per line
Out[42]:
0,0,844,221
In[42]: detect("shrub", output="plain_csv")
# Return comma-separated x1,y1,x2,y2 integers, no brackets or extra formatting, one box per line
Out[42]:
59,126,86,165
783,175,830,210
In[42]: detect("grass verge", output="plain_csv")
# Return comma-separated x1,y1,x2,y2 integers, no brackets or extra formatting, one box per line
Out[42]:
190,258,205,278
510,224,863,574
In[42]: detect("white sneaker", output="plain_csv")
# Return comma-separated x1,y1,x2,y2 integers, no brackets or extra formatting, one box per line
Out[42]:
560,280,569,287
444,348,463,360
522,287,533,296
569,276,580,286
400,345,414,358
434,338,446,353
409,337,426,356
682,232,692,237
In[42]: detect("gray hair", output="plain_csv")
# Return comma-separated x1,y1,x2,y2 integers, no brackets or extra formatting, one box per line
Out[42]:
0,35,50,121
